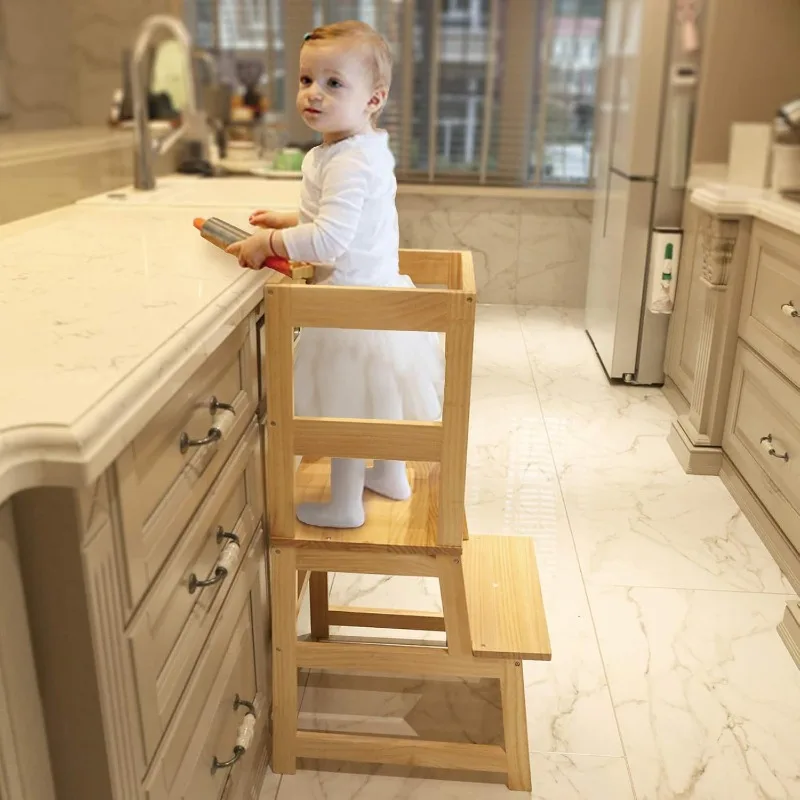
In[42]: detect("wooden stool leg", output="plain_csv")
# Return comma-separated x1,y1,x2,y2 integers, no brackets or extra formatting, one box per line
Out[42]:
500,659,531,791
309,571,330,640
438,556,472,656
271,546,298,775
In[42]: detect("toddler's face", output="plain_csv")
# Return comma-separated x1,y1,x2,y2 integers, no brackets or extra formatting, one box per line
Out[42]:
297,41,382,140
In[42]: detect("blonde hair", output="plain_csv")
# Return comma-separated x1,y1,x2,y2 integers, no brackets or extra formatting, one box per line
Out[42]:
303,20,392,121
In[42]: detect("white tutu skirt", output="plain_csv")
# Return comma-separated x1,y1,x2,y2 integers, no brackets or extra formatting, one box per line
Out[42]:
294,282,444,422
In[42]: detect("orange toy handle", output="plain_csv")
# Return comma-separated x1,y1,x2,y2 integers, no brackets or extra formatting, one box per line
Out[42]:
262,255,293,276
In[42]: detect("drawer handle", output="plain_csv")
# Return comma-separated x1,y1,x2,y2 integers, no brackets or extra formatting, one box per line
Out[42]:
209,396,236,415
188,529,241,594
781,302,799,319
179,427,222,453
760,434,790,462
211,695,257,775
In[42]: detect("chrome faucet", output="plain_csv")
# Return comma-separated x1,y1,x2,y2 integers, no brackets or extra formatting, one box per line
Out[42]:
131,15,206,190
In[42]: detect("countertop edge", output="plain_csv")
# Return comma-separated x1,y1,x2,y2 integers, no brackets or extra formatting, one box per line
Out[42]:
0,272,270,506
691,183,800,236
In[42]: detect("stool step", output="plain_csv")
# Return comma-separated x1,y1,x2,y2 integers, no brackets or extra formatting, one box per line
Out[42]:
274,457,465,553
463,535,551,661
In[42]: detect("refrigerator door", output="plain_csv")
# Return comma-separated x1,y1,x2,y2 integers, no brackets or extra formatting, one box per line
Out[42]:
611,0,673,177
586,170,655,380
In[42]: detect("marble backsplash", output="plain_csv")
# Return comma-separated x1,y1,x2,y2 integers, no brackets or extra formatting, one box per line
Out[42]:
396,193,593,307
0,0,179,131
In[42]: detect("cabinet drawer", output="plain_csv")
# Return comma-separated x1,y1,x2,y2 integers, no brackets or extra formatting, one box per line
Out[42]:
144,527,269,800
129,421,263,762
723,343,800,551
117,317,258,604
740,221,800,387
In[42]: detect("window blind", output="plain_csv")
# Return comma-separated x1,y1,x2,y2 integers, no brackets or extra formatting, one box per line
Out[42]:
185,0,605,187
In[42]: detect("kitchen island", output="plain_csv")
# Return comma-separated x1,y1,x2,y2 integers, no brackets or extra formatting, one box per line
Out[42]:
0,180,301,799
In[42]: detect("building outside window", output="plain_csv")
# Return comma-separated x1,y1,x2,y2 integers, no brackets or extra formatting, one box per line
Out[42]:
186,0,605,187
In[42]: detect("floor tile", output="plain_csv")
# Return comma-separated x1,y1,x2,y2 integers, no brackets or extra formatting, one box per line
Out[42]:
258,768,282,800
275,754,635,798
562,469,792,593
472,305,534,383
589,586,800,800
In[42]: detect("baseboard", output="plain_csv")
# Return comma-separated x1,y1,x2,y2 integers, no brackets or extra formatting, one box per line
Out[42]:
719,457,800,594
778,602,800,671
662,377,689,416
667,420,723,475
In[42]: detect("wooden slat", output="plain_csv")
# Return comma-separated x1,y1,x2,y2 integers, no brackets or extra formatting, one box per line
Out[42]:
501,660,532,791
438,292,476,546
295,641,503,678
439,556,473,656
297,571,310,614
296,731,507,773
286,262,315,281
265,285,296,541
295,549,445,577
275,459,464,553
447,251,463,291
270,546,299,773
294,418,442,461
309,572,329,640
463,536,551,660
399,249,454,286
460,250,477,295
327,606,446,632
288,282,452,332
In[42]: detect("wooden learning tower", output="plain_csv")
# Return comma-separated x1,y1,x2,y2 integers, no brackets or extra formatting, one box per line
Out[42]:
265,249,551,791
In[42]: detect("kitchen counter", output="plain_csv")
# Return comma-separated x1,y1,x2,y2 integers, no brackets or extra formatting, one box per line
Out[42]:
691,181,800,236
0,178,288,799
80,174,303,209
0,200,278,506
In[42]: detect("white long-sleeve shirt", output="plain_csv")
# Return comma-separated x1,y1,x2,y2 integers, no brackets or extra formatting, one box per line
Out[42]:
281,131,401,287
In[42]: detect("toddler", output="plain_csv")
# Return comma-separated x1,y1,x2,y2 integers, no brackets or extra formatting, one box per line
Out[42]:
227,20,444,529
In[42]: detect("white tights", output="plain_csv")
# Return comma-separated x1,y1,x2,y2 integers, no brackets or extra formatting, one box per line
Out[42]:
296,362,413,529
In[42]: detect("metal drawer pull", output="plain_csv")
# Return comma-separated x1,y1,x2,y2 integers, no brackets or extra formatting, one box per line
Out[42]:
179,427,222,453
209,395,236,415
188,529,241,594
211,695,257,775
781,302,799,319
760,434,790,462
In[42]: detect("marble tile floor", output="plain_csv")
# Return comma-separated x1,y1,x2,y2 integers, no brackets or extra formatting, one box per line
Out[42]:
260,306,800,800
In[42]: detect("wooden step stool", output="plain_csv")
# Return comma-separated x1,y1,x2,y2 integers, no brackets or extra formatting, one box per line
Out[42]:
265,250,551,791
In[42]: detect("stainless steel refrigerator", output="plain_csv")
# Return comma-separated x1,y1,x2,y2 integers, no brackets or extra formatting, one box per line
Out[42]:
585,0,699,385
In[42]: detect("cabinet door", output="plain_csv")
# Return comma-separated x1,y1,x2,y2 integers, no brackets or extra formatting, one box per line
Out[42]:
665,203,708,404
0,503,57,800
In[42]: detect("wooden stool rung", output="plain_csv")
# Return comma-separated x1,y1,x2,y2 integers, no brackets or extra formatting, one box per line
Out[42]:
326,606,446,632
296,731,507,774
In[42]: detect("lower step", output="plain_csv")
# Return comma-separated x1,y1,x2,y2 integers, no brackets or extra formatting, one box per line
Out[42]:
463,535,551,661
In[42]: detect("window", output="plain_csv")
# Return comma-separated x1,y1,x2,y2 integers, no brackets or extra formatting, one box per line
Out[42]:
185,0,605,187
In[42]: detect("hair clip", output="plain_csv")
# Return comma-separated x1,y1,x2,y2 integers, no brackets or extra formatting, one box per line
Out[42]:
303,32,312,41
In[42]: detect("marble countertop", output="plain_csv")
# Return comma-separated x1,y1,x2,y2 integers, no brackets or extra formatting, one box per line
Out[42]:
0,199,282,505
80,174,303,209
691,179,800,236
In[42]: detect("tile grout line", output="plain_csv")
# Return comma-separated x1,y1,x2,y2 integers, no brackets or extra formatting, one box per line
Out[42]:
515,306,640,800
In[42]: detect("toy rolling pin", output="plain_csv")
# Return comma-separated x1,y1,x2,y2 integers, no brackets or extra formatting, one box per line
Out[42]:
192,217,314,280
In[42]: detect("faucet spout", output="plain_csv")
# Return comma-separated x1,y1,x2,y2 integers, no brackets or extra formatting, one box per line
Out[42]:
131,15,202,190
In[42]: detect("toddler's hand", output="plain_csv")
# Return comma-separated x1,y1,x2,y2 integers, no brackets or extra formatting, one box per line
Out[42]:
250,209,292,229
226,231,272,270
